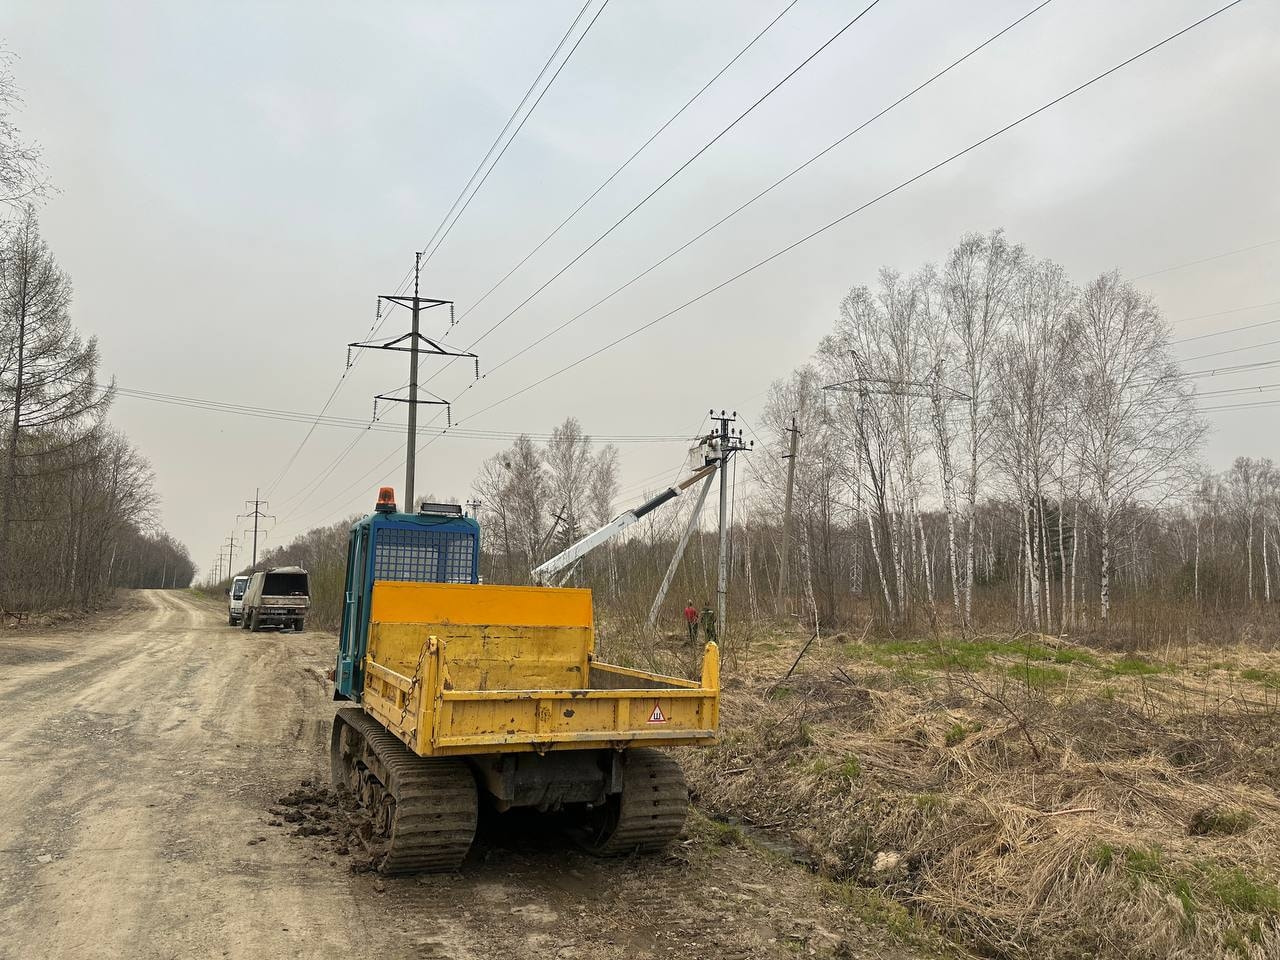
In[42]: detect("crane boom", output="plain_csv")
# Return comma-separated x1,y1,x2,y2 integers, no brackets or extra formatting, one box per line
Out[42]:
532,462,717,585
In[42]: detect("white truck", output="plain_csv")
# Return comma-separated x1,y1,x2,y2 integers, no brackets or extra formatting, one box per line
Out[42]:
227,575,250,626
240,566,310,633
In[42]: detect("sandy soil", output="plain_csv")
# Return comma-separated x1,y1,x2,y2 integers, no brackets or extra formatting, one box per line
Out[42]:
0,590,940,960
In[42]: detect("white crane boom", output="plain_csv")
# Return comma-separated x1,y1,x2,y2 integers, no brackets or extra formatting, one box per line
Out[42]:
531,462,717,585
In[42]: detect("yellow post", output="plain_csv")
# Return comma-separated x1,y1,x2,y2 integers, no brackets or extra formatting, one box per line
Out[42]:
701,641,720,729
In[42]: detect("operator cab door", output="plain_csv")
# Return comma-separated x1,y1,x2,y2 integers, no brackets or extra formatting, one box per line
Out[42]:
336,524,371,700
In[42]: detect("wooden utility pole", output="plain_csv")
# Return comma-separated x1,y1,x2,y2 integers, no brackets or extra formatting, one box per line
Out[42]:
776,416,800,613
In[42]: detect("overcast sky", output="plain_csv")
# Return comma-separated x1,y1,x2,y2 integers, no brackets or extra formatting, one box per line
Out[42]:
2,0,1278,576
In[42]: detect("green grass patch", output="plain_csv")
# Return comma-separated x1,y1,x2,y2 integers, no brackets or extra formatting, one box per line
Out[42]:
851,636,1074,676
1240,668,1280,689
1014,664,1066,689
1089,843,1115,871
824,879,933,943
1123,844,1166,883
1105,847,1280,923
1206,868,1280,914
944,722,969,747
1109,656,1166,676
914,792,944,812
1052,648,1100,667
706,818,745,847
1189,807,1256,837
839,755,862,781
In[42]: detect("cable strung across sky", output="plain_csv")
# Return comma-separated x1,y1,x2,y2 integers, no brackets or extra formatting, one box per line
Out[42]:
261,0,608,503
446,0,1249,431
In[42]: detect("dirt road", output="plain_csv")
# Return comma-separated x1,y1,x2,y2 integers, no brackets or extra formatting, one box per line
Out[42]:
0,590,936,960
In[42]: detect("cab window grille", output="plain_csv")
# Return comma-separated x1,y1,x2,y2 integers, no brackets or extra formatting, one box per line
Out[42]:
373,528,474,583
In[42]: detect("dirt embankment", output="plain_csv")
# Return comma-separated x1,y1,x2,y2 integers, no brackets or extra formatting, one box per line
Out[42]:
0,590,952,960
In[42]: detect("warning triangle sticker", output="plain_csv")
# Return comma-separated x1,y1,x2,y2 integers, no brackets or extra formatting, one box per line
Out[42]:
647,702,667,724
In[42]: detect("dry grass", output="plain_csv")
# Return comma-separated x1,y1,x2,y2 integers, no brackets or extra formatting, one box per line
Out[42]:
639,625,1280,960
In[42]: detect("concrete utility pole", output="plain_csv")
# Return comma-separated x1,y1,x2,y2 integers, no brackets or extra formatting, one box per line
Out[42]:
349,255,478,514
240,490,272,570
777,416,800,613
710,410,751,638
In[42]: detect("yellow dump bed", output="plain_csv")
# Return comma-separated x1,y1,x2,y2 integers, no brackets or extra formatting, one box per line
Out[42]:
359,581,719,758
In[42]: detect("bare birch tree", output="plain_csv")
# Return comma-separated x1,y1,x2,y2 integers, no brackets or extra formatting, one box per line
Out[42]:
1073,272,1204,625
943,230,1025,624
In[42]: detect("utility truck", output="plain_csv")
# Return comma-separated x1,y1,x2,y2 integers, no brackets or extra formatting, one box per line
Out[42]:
242,566,310,632
227,574,250,626
330,474,719,873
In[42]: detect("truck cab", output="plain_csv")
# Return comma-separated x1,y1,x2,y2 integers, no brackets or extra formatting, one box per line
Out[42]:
334,495,479,701
227,574,250,626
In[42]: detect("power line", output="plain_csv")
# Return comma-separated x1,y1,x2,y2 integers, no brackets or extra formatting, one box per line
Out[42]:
1173,315,1280,343
451,0,802,329
420,0,611,271
1172,298,1280,325
1194,381,1280,400
1175,337,1280,364
1198,397,1280,413
260,3,603,502
439,0,884,361
416,0,596,268
112,385,690,441
1130,237,1280,281
450,0,1248,429
473,0,1057,384
313,0,886,480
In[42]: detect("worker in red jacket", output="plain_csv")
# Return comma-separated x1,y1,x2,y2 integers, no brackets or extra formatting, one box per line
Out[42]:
683,600,699,643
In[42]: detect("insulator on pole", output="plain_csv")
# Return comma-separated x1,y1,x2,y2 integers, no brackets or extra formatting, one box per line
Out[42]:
450,303,456,327
345,346,352,370
473,357,480,380
447,405,452,428
372,398,379,422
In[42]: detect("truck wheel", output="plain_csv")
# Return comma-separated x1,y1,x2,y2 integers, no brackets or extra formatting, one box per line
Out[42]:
294,619,305,633
241,610,251,631
248,611,260,632
227,614,235,626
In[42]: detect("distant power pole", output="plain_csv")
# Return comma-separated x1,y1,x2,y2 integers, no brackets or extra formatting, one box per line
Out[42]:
222,535,239,578
777,416,801,614
349,254,479,513
239,490,273,569
710,410,752,637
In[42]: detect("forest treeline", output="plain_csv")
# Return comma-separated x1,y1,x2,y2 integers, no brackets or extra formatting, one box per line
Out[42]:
0,58,193,613
231,230,1274,648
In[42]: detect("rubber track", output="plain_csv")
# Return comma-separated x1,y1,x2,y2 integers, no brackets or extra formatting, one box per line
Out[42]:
331,708,478,874
589,747,689,855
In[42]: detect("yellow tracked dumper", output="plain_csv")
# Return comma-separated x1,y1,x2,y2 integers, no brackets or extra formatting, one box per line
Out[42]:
331,485,720,872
